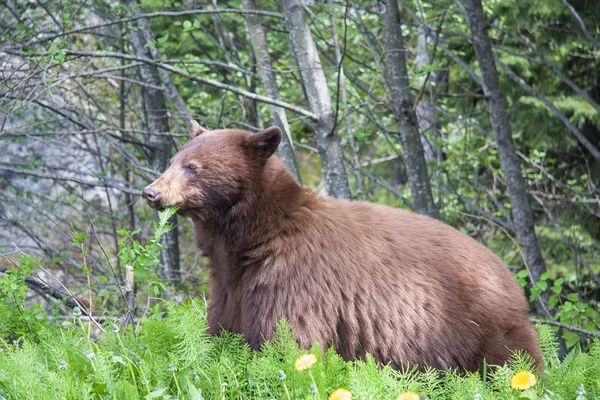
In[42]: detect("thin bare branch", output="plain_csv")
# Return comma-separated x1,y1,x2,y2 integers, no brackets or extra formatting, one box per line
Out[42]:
15,9,284,49
55,50,319,120
0,165,140,195
559,0,600,48
531,318,600,339
496,58,600,159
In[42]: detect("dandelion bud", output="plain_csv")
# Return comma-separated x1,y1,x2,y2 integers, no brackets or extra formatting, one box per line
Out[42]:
277,370,286,381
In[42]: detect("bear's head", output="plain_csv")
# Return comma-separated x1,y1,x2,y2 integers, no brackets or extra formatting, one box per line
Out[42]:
142,120,282,218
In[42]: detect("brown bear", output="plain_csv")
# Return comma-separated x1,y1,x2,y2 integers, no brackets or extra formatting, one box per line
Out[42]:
142,121,542,372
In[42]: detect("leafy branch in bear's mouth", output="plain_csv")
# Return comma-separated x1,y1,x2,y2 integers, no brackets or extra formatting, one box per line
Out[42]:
155,207,178,240
117,207,178,297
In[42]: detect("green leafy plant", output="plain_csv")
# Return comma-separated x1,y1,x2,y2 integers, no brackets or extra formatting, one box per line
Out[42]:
519,269,600,349
117,207,177,295
0,254,49,343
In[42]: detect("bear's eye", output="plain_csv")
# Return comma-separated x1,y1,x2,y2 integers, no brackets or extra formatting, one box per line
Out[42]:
185,163,198,172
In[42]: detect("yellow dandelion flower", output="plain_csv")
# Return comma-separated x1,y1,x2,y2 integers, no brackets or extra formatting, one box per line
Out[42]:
510,371,537,391
329,388,352,400
294,353,317,370
396,392,420,400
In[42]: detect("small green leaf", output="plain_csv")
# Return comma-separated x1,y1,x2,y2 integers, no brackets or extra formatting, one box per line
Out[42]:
156,33,169,43
517,389,537,400
72,232,86,246
548,294,558,308
188,383,204,400
540,271,552,281
146,388,166,399
517,270,529,278
111,355,125,365
567,293,579,302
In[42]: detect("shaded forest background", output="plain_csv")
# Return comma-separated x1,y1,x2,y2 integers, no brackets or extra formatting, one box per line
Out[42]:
0,0,599,349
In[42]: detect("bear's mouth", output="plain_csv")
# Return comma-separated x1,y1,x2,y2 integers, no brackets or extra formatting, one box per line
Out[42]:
148,203,165,211
145,201,165,211
143,197,186,215
141,187,163,209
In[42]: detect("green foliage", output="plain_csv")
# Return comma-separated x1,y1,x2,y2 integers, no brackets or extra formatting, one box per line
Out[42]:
0,301,599,399
518,269,600,349
0,254,51,342
117,207,178,295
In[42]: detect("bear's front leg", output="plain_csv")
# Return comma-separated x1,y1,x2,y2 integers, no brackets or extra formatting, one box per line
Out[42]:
206,272,228,335
239,281,337,351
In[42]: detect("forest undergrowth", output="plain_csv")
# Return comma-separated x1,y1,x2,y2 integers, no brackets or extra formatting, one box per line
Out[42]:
0,299,599,400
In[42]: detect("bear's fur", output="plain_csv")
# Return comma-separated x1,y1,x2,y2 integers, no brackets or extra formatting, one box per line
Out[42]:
142,122,542,372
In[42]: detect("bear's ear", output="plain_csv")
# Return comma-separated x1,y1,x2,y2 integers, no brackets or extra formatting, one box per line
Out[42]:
189,120,207,139
245,126,282,162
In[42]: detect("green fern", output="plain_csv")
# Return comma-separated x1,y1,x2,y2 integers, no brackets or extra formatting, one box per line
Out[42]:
1,302,600,399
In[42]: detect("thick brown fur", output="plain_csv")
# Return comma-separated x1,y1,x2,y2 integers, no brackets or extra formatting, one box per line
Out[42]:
143,124,543,372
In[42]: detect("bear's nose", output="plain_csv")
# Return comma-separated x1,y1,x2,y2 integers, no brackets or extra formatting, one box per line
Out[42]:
142,187,161,207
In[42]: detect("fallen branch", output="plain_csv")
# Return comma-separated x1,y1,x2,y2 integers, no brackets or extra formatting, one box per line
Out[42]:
0,265,105,333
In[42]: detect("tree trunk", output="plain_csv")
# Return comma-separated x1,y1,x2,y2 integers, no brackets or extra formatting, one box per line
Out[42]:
415,26,438,160
382,0,438,219
127,6,181,286
242,0,302,184
327,0,364,200
461,0,550,317
281,0,350,199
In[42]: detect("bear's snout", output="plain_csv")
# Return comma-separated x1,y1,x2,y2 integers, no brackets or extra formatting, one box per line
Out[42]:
142,186,161,208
